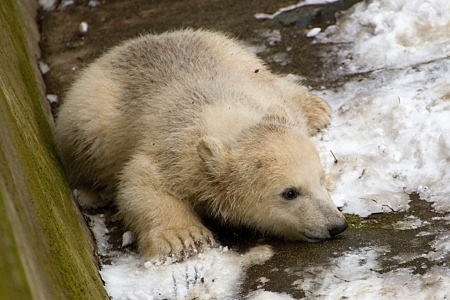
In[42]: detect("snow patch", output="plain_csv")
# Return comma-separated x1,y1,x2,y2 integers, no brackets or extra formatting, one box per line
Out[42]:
79,22,89,34
38,61,50,74
38,0,57,11
101,245,273,300
309,0,450,216
87,213,274,299
393,216,429,230
255,0,339,20
292,247,450,299
83,0,450,298
46,94,58,104
306,27,321,38
315,0,450,72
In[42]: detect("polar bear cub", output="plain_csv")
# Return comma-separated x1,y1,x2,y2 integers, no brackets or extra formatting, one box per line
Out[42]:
55,29,347,262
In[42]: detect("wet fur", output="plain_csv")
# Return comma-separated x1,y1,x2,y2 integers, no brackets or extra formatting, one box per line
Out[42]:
55,29,346,261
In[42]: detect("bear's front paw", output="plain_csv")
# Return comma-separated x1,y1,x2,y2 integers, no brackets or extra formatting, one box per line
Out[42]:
141,225,217,264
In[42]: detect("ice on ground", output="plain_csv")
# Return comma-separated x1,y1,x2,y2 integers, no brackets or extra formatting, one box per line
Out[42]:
88,0,100,7
308,0,450,216
247,290,296,300
392,216,430,230
255,0,339,20
121,231,135,247
292,247,450,299
79,22,89,34
38,0,57,11
257,29,282,46
88,214,274,300
38,61,50,74
314,60,450,216
60,0,75,9
315,0,450,72
86,214,115,256
306,27,322,38
46,94,58,104
90,0,450,298
427,232,450,261
101,246,273,300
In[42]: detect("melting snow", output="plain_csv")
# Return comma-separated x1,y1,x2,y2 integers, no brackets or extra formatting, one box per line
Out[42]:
313,0,450,216
80,0,450,298
292,247,450,299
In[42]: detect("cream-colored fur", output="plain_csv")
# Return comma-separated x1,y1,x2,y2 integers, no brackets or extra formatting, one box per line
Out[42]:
55,29,347,262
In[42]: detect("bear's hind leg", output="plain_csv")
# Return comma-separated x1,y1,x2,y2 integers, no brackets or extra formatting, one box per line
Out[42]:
116,153,216,263
272,77,332,135
299,91,332,135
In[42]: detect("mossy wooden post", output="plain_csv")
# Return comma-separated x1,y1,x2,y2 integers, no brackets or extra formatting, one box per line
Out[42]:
0,0,109,299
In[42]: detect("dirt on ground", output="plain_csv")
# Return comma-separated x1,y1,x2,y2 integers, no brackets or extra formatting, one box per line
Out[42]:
38,1,450,298
38,0,349,107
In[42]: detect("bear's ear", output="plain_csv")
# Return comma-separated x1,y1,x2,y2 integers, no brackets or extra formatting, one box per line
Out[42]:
197,137,228,173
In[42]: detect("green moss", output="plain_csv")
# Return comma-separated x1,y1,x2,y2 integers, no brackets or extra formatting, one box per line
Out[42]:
345,214,363,229
345,212,406,231
0,163,33,300
0,0,108,298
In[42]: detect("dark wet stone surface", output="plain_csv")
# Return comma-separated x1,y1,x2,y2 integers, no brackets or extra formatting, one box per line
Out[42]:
272,0,363,28
39,0,450,297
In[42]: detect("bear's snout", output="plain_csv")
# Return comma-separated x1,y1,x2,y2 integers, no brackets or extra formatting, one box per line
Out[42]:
328,220,348,237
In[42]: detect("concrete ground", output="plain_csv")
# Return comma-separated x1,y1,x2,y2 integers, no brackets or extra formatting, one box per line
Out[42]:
39,0,450,298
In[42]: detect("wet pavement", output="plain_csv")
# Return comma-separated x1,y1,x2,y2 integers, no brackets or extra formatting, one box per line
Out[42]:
39,0,450,298
39,0,357,102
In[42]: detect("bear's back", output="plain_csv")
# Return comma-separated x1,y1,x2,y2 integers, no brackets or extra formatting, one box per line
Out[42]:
101,29,271,144
55,30,269,189
105,29,266,106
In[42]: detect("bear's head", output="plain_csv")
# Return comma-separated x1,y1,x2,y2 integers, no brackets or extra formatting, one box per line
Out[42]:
197,122,347,241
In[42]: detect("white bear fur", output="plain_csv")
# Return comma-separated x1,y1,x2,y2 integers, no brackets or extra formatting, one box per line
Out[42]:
55,29,347,262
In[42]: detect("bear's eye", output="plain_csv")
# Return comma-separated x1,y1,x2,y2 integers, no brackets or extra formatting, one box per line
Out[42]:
281,188,299,201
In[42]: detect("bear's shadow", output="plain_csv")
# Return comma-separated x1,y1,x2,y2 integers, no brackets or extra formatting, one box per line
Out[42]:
84,204,282,257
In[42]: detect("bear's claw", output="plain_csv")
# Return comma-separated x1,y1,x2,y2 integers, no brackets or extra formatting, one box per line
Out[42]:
142,225,216,263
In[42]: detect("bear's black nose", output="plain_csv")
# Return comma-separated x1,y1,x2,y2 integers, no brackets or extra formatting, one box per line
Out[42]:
329,221,348,237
